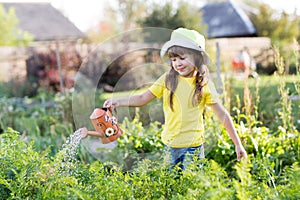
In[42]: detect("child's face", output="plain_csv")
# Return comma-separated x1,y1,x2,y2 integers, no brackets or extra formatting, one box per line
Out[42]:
170,53,196,78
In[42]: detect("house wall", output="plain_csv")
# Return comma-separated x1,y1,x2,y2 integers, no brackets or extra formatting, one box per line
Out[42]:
0,37,272,83
0,47,27,82
208,37,271,60
0,41,88,83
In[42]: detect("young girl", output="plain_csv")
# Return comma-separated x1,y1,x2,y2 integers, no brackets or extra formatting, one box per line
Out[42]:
83,28,247,169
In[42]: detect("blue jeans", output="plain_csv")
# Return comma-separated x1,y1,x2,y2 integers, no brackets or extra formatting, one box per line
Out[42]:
166,145,205,170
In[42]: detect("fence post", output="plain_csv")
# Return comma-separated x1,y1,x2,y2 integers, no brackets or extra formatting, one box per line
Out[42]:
55,39,64,93
216,42,223,94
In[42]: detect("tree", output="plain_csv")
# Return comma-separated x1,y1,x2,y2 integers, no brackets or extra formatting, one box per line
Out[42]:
248,2,299,45
246,1,300,74
0,4,33,46
139,1,206,34
87,0,207,43
117,0,147,30
87,0,147,43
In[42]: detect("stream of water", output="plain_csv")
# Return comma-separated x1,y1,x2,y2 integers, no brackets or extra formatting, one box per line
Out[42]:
55,128,83,176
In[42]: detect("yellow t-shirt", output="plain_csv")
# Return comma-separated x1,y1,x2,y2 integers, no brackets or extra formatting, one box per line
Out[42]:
148,73,219,148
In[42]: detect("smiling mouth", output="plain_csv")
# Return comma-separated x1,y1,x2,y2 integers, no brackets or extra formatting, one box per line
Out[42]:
177,67,185,72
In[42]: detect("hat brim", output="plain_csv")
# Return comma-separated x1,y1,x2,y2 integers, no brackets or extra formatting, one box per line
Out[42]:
160,39,210,64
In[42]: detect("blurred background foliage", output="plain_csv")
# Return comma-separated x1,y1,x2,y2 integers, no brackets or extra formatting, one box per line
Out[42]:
87,0,300,45
0,4,33,46
0,0,299,96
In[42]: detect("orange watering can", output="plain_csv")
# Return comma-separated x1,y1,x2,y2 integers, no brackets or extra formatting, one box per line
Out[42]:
88,107,123,144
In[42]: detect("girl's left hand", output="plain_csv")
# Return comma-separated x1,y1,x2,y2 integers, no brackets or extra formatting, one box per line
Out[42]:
235,145,247,161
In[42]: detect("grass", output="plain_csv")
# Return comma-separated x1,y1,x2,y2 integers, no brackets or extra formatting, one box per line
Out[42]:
228,75,300,129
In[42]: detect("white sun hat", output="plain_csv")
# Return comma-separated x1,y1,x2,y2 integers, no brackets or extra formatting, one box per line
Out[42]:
160,28,210,64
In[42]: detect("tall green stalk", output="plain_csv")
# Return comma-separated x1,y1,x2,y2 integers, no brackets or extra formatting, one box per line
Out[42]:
274,47,295,133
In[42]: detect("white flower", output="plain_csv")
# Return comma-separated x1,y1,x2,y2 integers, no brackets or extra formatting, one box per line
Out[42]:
111,116,118,125
105,128,115,137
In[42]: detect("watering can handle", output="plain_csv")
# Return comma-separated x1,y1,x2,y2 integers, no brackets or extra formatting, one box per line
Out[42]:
107,107,118,119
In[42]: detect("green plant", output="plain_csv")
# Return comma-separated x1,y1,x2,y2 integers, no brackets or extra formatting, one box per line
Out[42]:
278,162,300,199
1,126,300,199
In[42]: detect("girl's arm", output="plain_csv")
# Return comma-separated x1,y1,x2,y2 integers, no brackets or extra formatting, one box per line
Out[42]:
103,90,156,108
79,90,156,139
209,102,247,161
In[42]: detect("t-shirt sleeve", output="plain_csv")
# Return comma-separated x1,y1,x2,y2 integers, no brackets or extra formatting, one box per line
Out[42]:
204,79,220,105
148,73,166,98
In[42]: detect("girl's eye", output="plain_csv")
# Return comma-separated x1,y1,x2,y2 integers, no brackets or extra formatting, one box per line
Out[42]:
170,57,185,62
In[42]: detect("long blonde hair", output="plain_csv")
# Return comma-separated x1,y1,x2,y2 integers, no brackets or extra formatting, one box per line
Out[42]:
165,46,209,111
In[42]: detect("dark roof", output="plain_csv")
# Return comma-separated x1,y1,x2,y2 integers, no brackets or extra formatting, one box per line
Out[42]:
201,1,256,38
2,3,86,41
